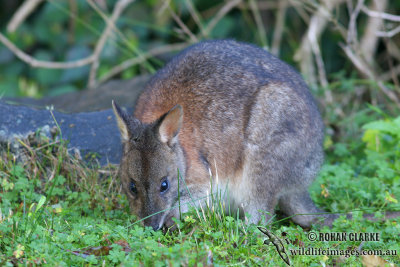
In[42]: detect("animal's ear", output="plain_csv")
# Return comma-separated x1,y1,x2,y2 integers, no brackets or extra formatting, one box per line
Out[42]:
112,100,130,141
158,105,183,145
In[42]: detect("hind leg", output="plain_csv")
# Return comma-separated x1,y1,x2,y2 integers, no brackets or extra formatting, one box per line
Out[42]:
278,189,337,228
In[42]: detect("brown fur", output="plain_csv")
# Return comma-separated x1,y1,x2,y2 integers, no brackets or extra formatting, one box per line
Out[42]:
112,40,399,230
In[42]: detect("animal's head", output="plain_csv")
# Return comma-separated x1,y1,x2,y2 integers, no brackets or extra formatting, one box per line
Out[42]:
112,101,186,230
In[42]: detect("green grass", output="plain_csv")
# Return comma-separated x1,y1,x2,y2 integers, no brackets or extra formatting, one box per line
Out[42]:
1,114,400,266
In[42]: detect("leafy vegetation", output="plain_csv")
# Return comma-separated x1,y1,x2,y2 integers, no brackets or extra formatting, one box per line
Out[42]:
1,112,400,266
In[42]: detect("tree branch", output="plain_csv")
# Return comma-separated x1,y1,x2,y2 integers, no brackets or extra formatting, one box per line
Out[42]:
97,42,189,86
346,0,364,46
203,0,242,37
0,0,136,77
294,0,340,90
376,25,400,38
7,0,44,33
340,43,399,105
185,0,206,38
271,0,287,56
360,0,387,64
380,65,400,82
0,32,95,69
248,0,267,47
87,0,135,88
168,5,198,42
361,5,400,22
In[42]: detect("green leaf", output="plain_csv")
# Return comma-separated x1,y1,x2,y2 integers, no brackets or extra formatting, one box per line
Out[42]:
362,120,400,135
385,191,398,203
362,129,379,151
393,116,400,127
36,195,47,212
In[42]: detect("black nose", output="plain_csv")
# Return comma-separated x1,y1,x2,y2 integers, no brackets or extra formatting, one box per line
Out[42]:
144,215,162,231
151,222,161,231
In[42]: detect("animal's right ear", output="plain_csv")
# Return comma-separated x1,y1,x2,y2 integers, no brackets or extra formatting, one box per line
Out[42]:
112,100,130,141
158,105,183,145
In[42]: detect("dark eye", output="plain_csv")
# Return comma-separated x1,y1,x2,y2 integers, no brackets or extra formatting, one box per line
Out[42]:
160,178,169,193
130,181,137,194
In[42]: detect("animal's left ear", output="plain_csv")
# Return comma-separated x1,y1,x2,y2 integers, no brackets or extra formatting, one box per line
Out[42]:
112,100,130,141
158,105,183,145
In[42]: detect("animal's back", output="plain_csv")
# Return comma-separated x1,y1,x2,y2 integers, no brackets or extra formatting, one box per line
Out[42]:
135,40,318,120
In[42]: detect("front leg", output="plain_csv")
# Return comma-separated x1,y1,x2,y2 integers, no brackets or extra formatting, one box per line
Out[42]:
242,198,277,225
